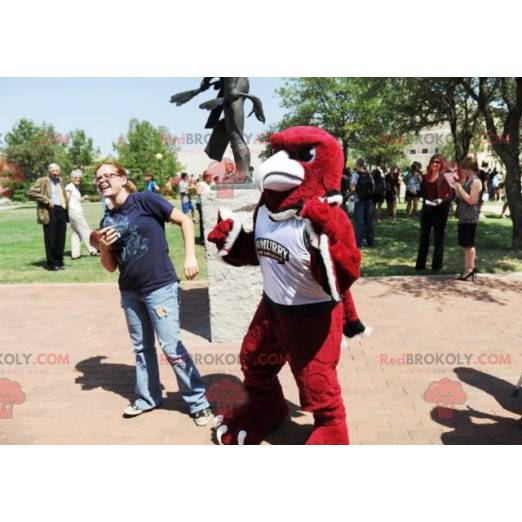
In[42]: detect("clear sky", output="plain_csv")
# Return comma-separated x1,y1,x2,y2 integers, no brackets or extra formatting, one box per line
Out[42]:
0,77,287,156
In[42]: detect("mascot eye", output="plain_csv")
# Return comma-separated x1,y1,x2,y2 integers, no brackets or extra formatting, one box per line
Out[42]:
291,146,316,163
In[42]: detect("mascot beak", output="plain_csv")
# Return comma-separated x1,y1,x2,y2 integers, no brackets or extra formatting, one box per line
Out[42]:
254,150,305,192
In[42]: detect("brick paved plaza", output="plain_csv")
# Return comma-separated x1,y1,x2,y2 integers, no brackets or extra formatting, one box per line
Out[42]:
1,274,521,444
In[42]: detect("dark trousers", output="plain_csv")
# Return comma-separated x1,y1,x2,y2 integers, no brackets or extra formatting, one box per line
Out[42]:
43,206,67,268
196,202,204,241
415,202,450,271
354,200,374,247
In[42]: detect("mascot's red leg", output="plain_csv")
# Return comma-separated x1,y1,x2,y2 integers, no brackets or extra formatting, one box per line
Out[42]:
283,303,349,445
215,299,289,445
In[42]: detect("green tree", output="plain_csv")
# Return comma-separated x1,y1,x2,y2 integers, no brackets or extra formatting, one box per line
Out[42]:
66,129,97,168
461,77,522,248
3,119,72,182
113,119,182,189
387,78,482,163
2,119,74,200
275,77,406,167
62,129,99,196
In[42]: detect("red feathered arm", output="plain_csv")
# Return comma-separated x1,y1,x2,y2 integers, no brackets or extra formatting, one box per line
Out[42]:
207,206,259,267
222,229,259,267
302,199,361,294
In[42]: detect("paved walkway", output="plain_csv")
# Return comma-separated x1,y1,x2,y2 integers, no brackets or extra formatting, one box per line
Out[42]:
1,274,521,444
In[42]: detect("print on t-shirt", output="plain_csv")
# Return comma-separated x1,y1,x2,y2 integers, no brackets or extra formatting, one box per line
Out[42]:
256,237,290,264
103,214,149,263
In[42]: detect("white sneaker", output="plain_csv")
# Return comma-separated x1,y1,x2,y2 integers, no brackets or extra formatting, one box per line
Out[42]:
191,407,212,426
123,402,145,417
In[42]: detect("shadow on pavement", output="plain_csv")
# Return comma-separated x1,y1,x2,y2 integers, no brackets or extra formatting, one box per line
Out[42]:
376,276,522,306
204,373,311,445
179,285,211,341
430,367,522,444
75,357,311,444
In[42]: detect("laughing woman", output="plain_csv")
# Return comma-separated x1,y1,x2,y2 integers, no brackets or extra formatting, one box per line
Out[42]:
91,160,212,426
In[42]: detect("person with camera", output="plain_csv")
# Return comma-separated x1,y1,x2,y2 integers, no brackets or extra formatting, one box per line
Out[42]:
450,157,482,281
91,160,212,426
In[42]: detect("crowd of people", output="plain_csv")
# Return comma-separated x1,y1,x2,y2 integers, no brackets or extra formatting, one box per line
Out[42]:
26,155,504,281
25,166,215,272
26,154,510,283
343,154,490,280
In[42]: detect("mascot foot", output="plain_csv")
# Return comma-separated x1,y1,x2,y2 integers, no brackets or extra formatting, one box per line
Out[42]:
214,400,289,445
305,422,349,445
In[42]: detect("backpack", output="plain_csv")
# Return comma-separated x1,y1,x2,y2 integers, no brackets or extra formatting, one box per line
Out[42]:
355,171,375,201
372,170,385,196
341,174,351,198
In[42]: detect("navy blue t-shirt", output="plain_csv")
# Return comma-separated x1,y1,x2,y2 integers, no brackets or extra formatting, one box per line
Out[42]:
101,192,178,293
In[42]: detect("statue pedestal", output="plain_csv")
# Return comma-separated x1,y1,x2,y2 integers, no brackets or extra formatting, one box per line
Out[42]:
202,187,262,343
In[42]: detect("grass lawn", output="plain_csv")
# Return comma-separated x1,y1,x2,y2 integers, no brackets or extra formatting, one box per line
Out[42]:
0,201,208,284
0,199,521,284
359,199,522,277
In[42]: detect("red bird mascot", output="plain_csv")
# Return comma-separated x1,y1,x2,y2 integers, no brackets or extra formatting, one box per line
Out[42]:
208,126,365,445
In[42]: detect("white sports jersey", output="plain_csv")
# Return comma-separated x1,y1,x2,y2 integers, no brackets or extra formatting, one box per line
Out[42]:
255,205,333,306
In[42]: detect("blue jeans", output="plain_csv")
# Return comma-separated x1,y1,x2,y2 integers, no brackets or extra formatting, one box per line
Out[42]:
120,282,209,414
354,200,374,247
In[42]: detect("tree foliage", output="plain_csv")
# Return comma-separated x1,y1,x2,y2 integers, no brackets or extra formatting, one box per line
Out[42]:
461,77,522,248
386,78,483,162
273,76,522,249
67,129,97,169
275,78,406,167
113,119,182,189
2,119,71,182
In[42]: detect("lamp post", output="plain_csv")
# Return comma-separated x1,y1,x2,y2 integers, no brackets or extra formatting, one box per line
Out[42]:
155,152,164,188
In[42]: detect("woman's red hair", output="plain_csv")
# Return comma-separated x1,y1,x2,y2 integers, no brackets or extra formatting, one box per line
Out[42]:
426,153,448,180
94,159,136,193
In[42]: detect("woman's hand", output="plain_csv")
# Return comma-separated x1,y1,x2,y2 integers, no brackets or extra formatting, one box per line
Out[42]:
98,226,120,251
169,208,198,278
184,254,199,280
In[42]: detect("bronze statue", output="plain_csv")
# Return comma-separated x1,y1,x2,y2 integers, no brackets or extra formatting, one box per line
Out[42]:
170,77,265,182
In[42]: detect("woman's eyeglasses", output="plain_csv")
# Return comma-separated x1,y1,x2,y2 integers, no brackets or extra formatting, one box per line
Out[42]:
431,160,442,166
94,172,121,184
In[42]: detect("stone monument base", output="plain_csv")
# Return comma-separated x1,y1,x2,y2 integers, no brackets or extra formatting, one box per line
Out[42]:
202,187,263,343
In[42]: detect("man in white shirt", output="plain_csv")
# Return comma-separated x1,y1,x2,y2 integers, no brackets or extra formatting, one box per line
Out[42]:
179,172,195,220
